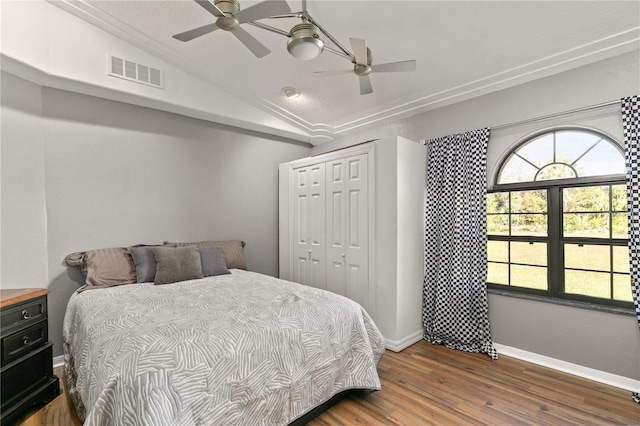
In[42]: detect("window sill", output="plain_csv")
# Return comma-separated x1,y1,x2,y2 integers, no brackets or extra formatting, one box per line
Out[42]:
487,288,635,316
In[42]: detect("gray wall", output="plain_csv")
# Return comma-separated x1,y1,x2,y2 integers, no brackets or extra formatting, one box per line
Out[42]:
1,71,311,357
314,50,640,381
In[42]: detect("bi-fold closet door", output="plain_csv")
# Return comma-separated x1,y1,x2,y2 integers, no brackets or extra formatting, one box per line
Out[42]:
287,151,370,308
292,163,326,289
324,155,368,308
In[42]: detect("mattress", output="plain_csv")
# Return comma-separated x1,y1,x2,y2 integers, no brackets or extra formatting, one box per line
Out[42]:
63,269,385,425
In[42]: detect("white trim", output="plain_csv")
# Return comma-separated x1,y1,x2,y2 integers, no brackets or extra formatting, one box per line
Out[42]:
32,2,640,142
53,355,65,368
494,343,640,393
385,330,423,353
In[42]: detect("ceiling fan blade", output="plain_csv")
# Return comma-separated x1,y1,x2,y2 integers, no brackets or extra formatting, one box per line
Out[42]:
232,26,271,58
359,75,373,95
371,60,417,73
235,0,291,24
350,38,368,65
173,23,219,42
314,69,352,76
195,0,225,17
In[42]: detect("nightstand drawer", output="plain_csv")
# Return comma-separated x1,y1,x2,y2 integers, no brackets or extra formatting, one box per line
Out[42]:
0,343,54,408
2,320,48,366
0,296,47,335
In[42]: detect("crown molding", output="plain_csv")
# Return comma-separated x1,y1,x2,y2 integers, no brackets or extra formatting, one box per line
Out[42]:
44,1,640,142
328,27,640,137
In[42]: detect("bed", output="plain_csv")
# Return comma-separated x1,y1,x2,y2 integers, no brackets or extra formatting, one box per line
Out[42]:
62,241,385,426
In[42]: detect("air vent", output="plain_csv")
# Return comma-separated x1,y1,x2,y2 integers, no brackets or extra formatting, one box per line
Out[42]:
108,54,164,89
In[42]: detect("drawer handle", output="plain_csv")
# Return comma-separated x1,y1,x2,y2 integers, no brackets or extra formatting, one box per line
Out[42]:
23,336,31,346
21,310,31,320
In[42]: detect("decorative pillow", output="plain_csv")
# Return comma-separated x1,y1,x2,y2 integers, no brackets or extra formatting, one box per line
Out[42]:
170,240,246,270
65,247,137,289
152,246,203,285
128,244,174,283
199,247,231,277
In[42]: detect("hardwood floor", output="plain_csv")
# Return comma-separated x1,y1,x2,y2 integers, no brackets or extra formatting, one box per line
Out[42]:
15,341,639,425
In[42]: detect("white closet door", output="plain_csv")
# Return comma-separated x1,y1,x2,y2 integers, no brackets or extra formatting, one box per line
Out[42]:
292,163,326,289
326,154,368,307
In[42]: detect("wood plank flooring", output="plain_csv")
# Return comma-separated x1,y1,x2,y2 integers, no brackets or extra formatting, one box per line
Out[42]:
15,341,639,425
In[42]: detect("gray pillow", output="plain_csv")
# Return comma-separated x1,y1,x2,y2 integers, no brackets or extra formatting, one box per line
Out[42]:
169,240,246,270
199,247,231,277
153,246,203,285
129,245,173,283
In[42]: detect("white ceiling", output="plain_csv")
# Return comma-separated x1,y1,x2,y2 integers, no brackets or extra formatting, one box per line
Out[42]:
51,0,640,144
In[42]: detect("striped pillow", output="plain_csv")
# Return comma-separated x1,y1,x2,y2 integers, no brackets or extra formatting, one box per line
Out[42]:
171,240,246,270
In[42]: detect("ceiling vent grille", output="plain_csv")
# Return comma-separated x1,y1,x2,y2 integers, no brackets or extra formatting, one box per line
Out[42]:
108,54,164,89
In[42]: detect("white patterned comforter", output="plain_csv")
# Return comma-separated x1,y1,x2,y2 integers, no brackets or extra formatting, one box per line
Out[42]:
63,269,385,425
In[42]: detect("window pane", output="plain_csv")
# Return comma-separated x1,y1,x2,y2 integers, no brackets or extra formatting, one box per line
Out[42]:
612,213,628,239
536,163,576,180
512,190,547,213
488,240,508,262
573,140,626,177
487,214,509,235
498,155,538,184
487,192,508,214
612,246,629,273
511,265,547,290
488,262,508,285
511,214,547,236
563,213,609,238
517,134,554,167
564,244,610,271
611,185,627,211
613,274,633,301
563,186,609,212
511,241,546,266
555,130,601,164
565,270,610,299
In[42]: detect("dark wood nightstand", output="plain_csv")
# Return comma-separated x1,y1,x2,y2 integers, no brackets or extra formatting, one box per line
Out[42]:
0,289,60,425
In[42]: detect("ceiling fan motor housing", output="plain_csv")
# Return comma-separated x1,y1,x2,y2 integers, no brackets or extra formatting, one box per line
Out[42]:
214,0,240,31
354,47,373,76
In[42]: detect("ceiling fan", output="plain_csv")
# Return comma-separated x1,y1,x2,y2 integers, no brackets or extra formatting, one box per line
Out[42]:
315,38,417,95
172,0,291,58
248,1,417,95
173,0,416,95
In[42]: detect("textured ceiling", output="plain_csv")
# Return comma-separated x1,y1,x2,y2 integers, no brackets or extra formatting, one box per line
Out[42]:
51,0,640,143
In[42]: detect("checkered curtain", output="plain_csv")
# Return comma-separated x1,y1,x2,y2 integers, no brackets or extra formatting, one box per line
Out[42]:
621,96,640,403
423,128,497,359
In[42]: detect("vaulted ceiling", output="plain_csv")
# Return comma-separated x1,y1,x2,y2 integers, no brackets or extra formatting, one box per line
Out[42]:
48,1,640,144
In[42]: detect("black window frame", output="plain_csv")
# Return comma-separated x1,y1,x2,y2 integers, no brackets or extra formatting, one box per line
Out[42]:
487,128,631,309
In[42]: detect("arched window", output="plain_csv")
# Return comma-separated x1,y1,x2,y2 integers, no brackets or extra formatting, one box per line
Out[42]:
497,129,626,184
487,128,630,308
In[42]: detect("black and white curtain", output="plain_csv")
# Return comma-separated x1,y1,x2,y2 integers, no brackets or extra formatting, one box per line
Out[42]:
621,95,640,403
423,128,497,359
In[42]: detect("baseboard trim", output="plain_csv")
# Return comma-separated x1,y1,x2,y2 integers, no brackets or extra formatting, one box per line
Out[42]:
53,355,65,368
385,330,423,352
494,343,640,393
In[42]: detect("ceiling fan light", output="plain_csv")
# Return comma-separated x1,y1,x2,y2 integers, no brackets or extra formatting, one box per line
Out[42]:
287,23,324,60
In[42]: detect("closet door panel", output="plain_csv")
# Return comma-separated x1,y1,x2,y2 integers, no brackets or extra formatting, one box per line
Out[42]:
345,155,369,306
326,159,347,296
292,168,309,285
292,164,326,288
